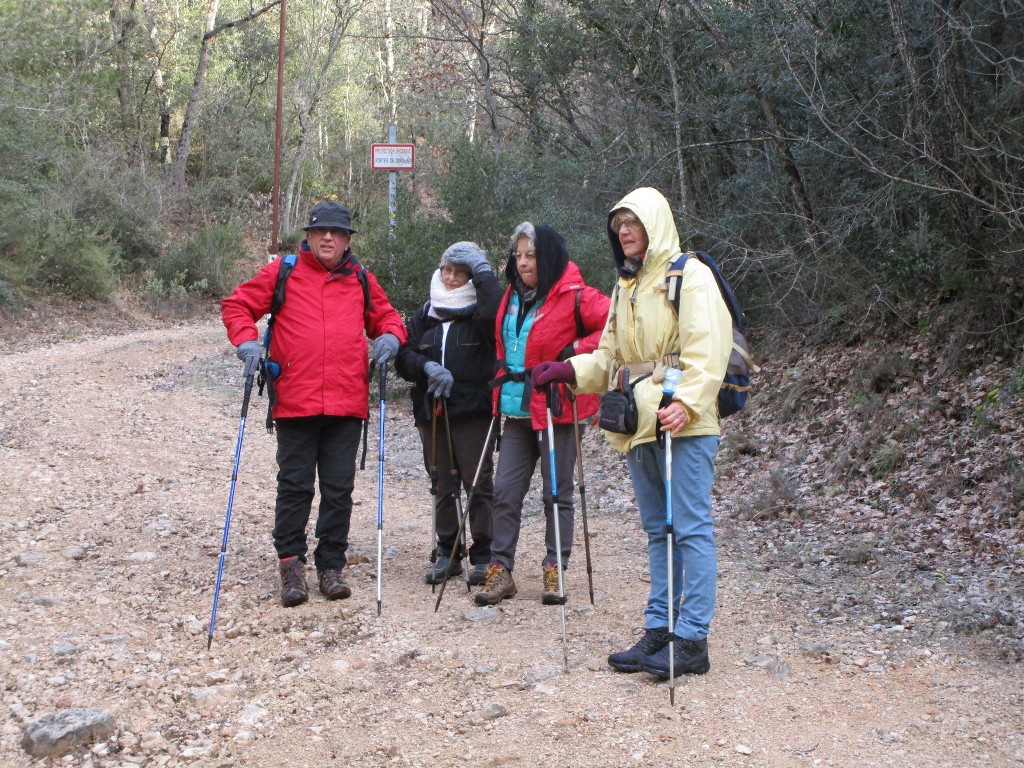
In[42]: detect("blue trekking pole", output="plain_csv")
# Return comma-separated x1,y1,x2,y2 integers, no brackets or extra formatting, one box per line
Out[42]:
544,384,570,672
207,360,259,650
659,367,683,704
375,361,388,616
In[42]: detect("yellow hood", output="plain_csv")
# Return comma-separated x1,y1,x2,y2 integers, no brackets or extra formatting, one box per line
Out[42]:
607,186,681,280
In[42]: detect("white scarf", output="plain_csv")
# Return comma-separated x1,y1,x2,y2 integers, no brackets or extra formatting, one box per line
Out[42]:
428,268,477,319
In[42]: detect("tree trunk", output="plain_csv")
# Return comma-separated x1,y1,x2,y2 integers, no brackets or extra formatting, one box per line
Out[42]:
682,0,822,253
171,0,220,192
109,0,143,167
141,2,171,165
429,0,501,146
663,30,692,219
283,5,352,233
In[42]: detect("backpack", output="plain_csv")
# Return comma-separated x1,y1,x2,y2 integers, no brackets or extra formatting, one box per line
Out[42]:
258,253,373,432
665,251,757,417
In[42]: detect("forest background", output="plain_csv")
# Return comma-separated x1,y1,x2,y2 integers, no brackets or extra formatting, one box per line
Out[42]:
1,0,1022,349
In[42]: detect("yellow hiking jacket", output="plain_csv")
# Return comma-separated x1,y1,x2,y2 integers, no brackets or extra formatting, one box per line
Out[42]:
570,187,733,452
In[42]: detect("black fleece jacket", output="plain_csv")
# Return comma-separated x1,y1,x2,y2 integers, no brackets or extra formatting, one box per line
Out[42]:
395,268,502,424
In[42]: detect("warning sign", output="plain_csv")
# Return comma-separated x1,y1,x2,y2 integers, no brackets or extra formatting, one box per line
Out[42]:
371,143,415,170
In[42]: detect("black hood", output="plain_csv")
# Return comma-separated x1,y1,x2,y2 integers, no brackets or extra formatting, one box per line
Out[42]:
504,225,569,300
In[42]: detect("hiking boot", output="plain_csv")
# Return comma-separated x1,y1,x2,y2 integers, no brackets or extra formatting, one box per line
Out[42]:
467,562,489,587
424,553,463,585
473,563,517,606
317,568,352,600
541,563,566,605
279,556,309,607
639,636,710,678
608,628,671,673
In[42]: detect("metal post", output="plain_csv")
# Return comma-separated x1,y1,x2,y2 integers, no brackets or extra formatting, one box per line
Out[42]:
387,122,398,283
270,0,286,260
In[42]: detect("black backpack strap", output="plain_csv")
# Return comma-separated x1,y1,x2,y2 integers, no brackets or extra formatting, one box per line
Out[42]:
665,252,692,316
355,263,373,324
262,253,298,432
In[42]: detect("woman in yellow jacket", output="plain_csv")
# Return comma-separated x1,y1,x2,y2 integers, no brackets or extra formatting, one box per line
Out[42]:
533,186,732,679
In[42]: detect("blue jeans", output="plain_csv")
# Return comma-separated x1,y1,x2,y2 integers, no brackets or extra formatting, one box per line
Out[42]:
626,435,719,641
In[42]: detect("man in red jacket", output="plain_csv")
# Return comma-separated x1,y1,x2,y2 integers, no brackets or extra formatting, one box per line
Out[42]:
222,200,407,607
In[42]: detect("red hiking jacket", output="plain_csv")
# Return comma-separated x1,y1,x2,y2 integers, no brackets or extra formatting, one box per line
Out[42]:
221,245,407,420
493,260,609,428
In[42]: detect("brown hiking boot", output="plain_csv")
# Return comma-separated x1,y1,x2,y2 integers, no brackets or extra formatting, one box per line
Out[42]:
317,568,352,600
473,563,517,606
542,563,566,605
279,556,309,607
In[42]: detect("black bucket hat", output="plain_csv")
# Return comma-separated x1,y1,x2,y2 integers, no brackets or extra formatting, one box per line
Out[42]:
303,200,357,233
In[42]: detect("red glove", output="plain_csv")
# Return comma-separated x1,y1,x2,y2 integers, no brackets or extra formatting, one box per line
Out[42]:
532,360,576,390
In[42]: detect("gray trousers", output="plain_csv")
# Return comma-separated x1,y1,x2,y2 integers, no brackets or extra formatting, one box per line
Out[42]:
489,417,578,572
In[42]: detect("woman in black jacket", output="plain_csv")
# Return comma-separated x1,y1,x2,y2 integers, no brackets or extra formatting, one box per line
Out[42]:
395,242,501,585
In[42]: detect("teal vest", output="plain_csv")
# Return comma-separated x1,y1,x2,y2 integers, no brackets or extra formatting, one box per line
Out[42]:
499,293,542,416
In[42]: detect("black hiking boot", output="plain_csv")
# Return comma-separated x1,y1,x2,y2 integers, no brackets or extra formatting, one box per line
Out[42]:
424,553,463,585
467,562,489,587
279,556,309,607
608,628,671,673
317,568,352,600
639,636,710,678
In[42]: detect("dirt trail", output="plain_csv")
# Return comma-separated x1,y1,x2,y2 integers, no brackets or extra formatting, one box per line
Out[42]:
1,317,1021,767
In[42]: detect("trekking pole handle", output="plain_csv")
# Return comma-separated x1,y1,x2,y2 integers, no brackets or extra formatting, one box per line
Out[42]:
545,381,557,411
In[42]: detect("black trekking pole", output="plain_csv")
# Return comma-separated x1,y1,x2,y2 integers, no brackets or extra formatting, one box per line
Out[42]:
566,391,595,605
434,414,498,612
207,365,257,650
375,361,388,616
440,399,471,590
428,398,439,592
544,384,570,672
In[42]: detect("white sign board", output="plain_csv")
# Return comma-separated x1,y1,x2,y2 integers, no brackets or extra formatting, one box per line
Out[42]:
371,143,415,170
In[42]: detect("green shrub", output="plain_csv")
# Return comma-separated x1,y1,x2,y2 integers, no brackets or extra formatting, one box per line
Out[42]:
159,223,246,298
0,278,19,311
46,238,116,300
140,269,209,318
72,185,163,273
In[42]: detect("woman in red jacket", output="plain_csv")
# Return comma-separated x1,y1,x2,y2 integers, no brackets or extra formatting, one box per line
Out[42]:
475,223,610,606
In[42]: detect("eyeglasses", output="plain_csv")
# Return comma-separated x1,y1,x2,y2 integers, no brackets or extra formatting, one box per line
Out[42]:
441,265,470,281
308,227,351,236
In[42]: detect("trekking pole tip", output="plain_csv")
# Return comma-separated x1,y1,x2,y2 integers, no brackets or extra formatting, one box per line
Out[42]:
206,635,213,651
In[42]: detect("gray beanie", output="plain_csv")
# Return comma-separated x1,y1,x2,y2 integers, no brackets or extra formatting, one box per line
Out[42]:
440,241,486,268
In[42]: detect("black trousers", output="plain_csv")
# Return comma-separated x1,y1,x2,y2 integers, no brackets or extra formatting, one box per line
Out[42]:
416,413,495,565
273,415,362,570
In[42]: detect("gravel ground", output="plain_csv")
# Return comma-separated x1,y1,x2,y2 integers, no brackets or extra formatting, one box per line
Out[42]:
2,316,1022,767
